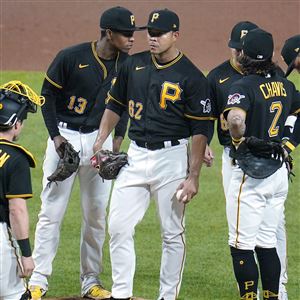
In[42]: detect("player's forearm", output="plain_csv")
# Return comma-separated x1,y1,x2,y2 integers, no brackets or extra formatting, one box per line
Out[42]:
9,198,30,240
94,108,121,152
188,134,207,178
227,109,246,139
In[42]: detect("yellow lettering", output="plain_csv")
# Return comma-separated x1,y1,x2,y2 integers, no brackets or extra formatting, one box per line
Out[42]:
260,84,269,99
0,150,10,167
245,281,254,291
160,82,182,109
151,13,159,23
279,82,287,97
271,82,279,97
130,15,135,26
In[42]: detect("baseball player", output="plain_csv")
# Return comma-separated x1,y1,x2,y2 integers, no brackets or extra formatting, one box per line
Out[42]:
0,81,44,299
207,21,290,300
224,28,300,300
29,7,139,299
281,34,300,152
93,8,212,300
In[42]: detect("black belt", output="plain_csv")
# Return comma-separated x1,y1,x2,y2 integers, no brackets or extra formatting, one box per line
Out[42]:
135,139,180,151
58,122,98,133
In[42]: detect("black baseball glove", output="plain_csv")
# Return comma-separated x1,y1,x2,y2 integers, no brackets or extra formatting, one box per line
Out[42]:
90,149,128,180
47,142,80,183
230,136,284,179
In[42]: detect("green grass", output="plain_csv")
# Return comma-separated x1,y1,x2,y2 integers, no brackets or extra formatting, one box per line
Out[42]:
1,71,300,299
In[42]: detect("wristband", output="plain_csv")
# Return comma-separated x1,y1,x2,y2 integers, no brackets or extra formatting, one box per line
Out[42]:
17,238,32,257
282,139,296,154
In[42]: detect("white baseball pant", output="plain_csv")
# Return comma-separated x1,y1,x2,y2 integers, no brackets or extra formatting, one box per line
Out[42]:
226,163,288,250
29,127,112,294
109,141,188,300
222,149,288,285
0,223,26,300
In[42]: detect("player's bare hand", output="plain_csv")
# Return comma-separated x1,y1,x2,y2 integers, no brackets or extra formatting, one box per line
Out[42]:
113,136,124,153
53,135,68,158
176,175,199,204
19,256,34,278
203,145,214,167
93,139,103,154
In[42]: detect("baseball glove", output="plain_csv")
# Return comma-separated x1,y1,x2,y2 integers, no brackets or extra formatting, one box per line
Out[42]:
90,149,128,180
230,136,284,179
47,142,80,183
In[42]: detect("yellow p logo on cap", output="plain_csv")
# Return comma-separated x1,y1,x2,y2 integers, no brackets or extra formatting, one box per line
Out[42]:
151,13,159,23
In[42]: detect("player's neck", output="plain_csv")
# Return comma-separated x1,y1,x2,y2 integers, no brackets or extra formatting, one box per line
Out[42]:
155,47,180,64
231,57,242,73
0,131,14,142
96,39,118,60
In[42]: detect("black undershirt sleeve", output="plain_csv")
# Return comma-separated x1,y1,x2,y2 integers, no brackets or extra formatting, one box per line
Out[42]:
41,79,61,139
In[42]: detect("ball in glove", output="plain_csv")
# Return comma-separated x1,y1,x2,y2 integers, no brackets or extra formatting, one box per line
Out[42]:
91,149,128,180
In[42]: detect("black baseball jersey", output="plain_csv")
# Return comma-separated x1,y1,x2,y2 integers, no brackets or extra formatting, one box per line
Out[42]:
41,41,129,139
0,139,35,226
207,59,243,146
106,51,212,143
224,73,300,142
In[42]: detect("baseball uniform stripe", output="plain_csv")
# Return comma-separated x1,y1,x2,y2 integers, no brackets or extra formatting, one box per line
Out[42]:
175,204,186,298
106,93,127,107
0,141,36,167
45,74,62,89
184,114,216,120
6,194,33,199
91,41,108,79
235,174,246,248
151,52,183,69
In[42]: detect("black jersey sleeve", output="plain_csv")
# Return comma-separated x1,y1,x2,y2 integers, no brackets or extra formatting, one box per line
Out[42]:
290,88,300,115
223,82,250,119
106,59,129,116
206,72,218,143
6,155,32,199
184,73,213,137
114,111,129,138
41,79,61,139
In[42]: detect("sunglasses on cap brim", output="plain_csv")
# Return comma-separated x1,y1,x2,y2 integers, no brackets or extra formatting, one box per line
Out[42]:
147,29,169,37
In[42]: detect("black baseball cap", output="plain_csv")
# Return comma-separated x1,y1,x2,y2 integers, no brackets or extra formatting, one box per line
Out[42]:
228,21,258,49
100,6,138,31
144,9,179,32
242,28,274,60
281,35,300,77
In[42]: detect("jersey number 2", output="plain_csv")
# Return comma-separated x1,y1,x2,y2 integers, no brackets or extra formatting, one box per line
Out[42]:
268,101,282,137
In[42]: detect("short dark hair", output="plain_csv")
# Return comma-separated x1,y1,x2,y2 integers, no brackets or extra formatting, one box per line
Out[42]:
238,54,277,76
0,126,13,132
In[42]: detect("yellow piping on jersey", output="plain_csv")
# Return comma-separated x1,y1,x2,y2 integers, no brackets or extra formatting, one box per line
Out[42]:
184,114,217,121
235,174,246,248
6,194,33,199
45,74,63,89
230,58,243,75
106,92,127,107
92,41,107,79
0,140,36,168
114,51,120,73
293,108,300,115
223,107,247,115
151,52,183,69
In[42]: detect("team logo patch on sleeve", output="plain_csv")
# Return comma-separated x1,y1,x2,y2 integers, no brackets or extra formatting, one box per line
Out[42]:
200,98,211,113
227,93,245,105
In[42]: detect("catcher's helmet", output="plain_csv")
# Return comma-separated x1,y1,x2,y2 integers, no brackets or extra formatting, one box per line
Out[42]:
0,81,45,128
